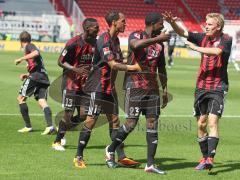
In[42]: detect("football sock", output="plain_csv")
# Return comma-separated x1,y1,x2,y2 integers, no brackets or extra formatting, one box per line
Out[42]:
19,103,31,128
54,120,66,143
110,128,126,160
43,106,53,127
76,126,92,157
146,132,158,167
197,136,208,158
108,125,129,153
208,136,219,158
70,115,85,128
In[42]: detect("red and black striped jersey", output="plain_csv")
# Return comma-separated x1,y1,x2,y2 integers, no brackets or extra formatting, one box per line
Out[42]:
84,31,123,95
59,34,96,91
123,30,166,90
187,32,232,92
24,43,50,85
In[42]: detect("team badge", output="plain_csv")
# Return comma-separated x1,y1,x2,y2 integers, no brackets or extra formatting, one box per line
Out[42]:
103,47,110,55
134,33,141,39
62,49,67,56
213,41,220,47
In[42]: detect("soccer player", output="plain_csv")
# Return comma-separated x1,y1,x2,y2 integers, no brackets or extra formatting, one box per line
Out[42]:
73,10,142,168
167,30,177,68
15,31,55,135
163,12,232,170
105,12,170,175
52,18,99,151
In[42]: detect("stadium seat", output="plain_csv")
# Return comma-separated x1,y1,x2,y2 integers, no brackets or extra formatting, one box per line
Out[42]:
76,0,202,37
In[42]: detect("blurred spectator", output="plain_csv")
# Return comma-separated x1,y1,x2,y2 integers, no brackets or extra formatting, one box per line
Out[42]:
167,30,177,68
218,0,229,16
5,34,12,41
235,8,240,16
70,24,75,38
0,8,3,19
144,0,154,4
1,11,16,18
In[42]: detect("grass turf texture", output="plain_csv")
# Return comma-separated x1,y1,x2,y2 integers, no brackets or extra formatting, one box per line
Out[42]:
0,51,240,179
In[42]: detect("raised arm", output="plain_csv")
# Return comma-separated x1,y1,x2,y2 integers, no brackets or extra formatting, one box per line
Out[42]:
130,31,170,50
162,11,188,38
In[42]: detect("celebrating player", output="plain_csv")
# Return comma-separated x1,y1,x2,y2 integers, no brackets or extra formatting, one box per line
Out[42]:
105,12,170,175
15,31,55,135
163,11,232,170
52,18,99,151
73,10,142,168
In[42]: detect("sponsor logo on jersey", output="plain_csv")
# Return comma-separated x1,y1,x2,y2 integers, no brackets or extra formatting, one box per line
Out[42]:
81,54,92,62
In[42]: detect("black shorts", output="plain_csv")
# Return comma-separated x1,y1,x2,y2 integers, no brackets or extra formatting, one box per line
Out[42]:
62,89,90,111
87,91,119,117
19,78,49,100
125,88,160,119
193,90,226,117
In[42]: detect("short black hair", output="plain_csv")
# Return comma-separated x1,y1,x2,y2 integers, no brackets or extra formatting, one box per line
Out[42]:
82,18,98,31
19,31,31,43
105,10,120,27
145,12,163,26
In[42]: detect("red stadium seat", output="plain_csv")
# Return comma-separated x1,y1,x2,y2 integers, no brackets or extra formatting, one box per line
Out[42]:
75,0,203,37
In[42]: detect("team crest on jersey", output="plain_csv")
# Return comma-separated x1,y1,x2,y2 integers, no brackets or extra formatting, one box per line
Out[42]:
62,49,67,56
134,33,141,39
103,47,110,55
203,54,209,58
213,41,220,47
147,44,162,59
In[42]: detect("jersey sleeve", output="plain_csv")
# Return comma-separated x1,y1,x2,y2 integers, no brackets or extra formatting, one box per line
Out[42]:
187,32,205,46
116,37,124,62
58,41,77,64
218,36,232,54
130,31,142,40
98,37,115,63
128,31,142,46
25,44,38,54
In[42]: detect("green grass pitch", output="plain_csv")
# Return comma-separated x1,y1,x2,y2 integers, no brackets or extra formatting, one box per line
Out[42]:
0,51,239,179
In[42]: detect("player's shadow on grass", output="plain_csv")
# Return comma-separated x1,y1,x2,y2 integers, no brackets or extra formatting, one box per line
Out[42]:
63,145,77,149
208,162,240,176
63,145,106,150
86,163,107,166
64,144,146,150
30,129,43,133
136,157,196,170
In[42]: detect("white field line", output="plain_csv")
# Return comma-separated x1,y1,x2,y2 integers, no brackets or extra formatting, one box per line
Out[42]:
0,113,240,118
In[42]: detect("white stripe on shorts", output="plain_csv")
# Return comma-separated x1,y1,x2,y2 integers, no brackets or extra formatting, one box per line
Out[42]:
124,88,130,117
22,78,30,96
88,92,96,115
62,89,67,108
